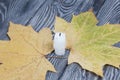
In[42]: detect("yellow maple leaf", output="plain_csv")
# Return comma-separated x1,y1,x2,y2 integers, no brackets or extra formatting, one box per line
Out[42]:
54,12,120,76
0,22,55,80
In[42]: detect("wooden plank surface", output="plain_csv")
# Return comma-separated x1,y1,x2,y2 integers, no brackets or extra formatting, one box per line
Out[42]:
46,50,120,80
0,0,120,80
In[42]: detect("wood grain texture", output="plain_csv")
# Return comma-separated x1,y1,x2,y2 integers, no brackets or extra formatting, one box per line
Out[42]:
46,50,120,80
0,0,120,80
0,0,120,32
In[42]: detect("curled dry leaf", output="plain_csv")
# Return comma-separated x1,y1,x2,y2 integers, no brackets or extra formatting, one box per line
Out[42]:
55,12,120,76
0,22,55,80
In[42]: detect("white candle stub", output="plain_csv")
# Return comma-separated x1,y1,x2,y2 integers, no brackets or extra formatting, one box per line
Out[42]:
53,32,66,55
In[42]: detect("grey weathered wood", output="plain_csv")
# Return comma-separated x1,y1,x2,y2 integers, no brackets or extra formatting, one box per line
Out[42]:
46,50,69,80
0,0,120,80
103,65,120,80
46,50,120,80
0,0,120,35
59,63,102,80
113,42,120,48
95,0,120,25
